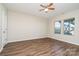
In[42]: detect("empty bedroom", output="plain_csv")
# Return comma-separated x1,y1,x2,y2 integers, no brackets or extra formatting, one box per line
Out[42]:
0,3,79,56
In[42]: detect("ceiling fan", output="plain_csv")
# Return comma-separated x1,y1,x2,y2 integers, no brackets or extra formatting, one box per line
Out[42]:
40,3,55,13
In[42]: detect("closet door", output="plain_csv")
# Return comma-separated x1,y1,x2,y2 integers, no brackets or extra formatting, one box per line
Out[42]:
0,4,7,52
0,5,2,51
2,6,7,47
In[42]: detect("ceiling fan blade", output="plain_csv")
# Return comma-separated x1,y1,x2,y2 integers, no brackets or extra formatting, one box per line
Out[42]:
40,4,46,8
39,9,45,11
47,3,53,7
48,8,55,10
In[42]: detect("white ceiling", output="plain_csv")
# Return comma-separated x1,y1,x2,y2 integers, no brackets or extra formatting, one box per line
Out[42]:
3,3,79,19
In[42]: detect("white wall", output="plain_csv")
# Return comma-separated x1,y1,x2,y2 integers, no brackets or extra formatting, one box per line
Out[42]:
49,9,79,45
8,10,48,43
8,9,79,45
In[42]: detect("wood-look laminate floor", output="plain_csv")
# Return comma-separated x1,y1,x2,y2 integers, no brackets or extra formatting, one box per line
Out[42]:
0,38,79,56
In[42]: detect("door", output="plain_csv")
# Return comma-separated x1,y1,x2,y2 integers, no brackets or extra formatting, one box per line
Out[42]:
1,6,7,47
0,5,2,50
0,4,7,52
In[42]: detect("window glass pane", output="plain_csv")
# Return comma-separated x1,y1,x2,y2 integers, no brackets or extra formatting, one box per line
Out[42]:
55,21,61,34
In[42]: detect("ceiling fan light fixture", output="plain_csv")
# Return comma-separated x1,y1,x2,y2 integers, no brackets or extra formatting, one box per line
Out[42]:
40,3,55,13
44,8,48,11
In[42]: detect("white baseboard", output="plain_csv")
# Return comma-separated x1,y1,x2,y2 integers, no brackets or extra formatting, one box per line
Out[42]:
50,37,79,46
7,37,48,43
